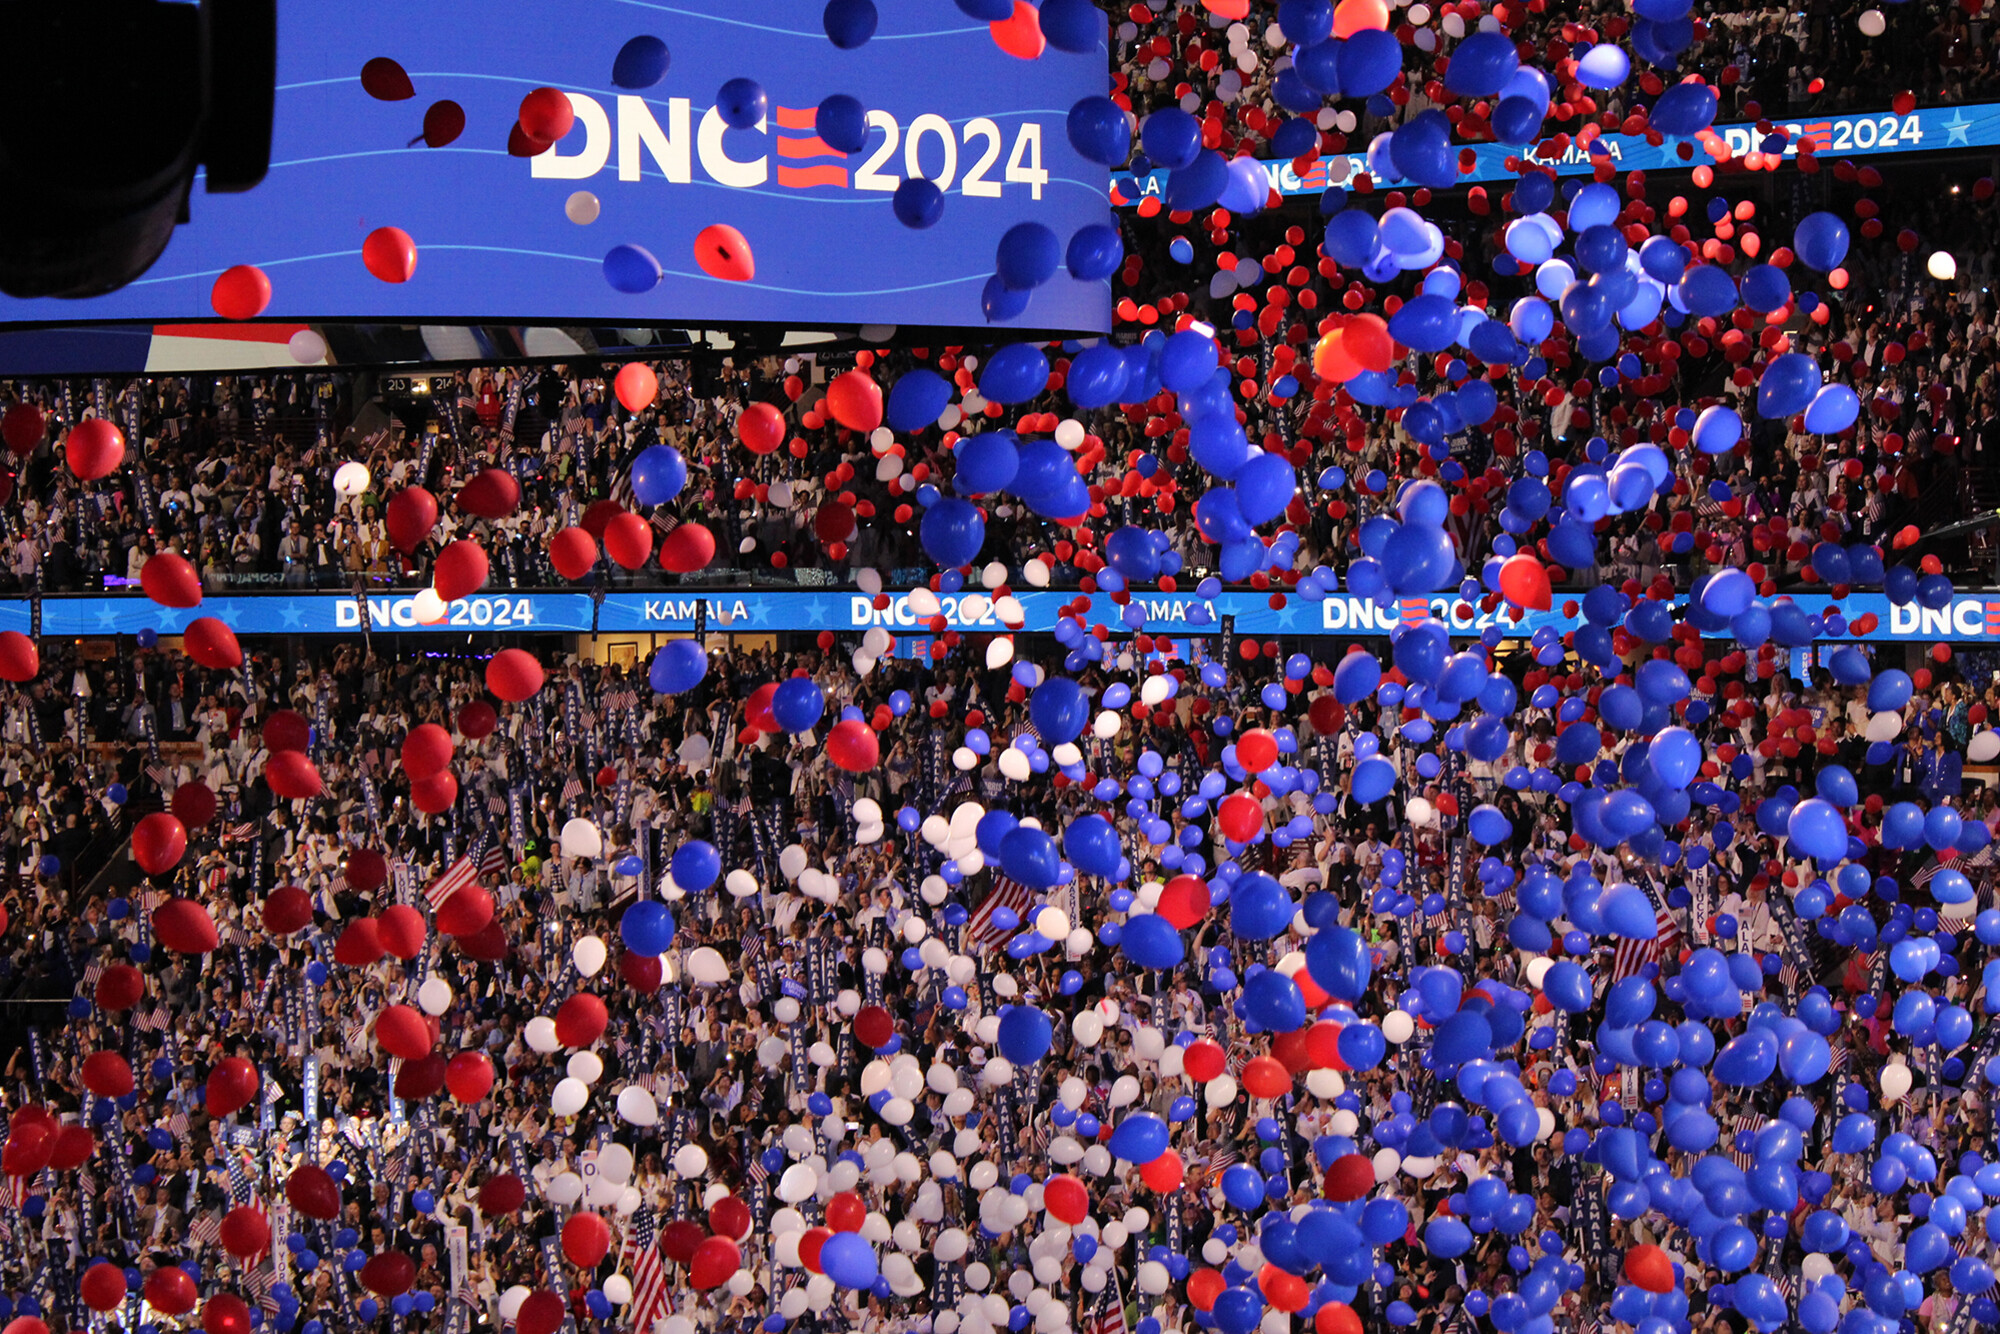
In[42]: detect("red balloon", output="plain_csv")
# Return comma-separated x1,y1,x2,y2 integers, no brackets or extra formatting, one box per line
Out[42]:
211,265,271,320
826,718,880,772
81,1264,126,1312
386,487,438,554
445,1052,494,1104
434,539,489,600
581,499,626,539
694,224,755,282
140,551,202,607
0,631,36,683
145,1268,198,1316
1499,553,1552,610
262,886,314,935
825,370,883,432
65,418,124,480
615,362,658,413
220,1205,270,1258
203,1294,252,1334
813,499,856,546
1236,728,1278,773
94,962,144,1010
1042,1174,1089,1225
826,1191,866,1232
286,1164,341,1219
402,723,454,780
852,1004,894,1048
334,918,385,966
554,992,609,1047
360,56,414,100
516,1292,564,1334
1,403,43,455
1240,1055,1290,1099
132,811,187,875
604,511,654,569
508,122,551,157
797,1227,831,1273
689,1236,742,1290
363,227,418,283
1183,1039,1227,1082
1260,1264,1309,1313
478,1173,525,1214
0,1122,51,1176
394,1053,446,1100
562,1212,613,1267
658,522,716,573
1138,1149,1184,1192
1158,875,1211,929
619,948,662,993
46,1122,94,1171
457,699,498,739
456,916,509,962
154,898,219,953
377,904,427,960
1624,1243,1675,1293
708,1194,751,1240
487,648,545,702
1316,1303,1363,1334
436,885,494,936
738,401,785,454
457,468,522,519
171,780,219,828
519,87,575,142
81,1050,133,1098
263,709,312,752
1322,1154,1375,1202
411,770,458,814
207,1057,260,1117
745,683,780,733
421,100,465,147
1307,694,1344,735
265,750,324,798
345,847,389,893
1217,792,1263,842
549,527,598,580
660,1219,706,1266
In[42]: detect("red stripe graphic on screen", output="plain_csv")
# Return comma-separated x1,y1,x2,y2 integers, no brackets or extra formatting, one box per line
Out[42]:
774,105,847,189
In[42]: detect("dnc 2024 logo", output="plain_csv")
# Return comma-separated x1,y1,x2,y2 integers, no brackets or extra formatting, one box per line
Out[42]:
528,92,1051,198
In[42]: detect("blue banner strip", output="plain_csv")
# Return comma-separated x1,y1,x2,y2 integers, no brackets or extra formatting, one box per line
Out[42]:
6,586,1996,643
1114,102,1993,204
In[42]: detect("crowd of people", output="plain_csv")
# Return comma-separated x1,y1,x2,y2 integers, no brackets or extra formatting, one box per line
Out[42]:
5,7,2000,1334
0,604,1992,1334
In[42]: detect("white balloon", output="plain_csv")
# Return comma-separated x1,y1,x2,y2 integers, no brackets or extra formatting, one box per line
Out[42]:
412,588,447,624
550,1077,589,1117
674,1143,710,1177
545,1172,583,1205
565,190,601,224
499,1288,530,1321
1929,251,1958,281
1136,1261,1170,1295
1072,1011,1105,1046
780,845,809,880
1054,418,1086,450
778,1163,816,1203
1373,1148,1402,1181
567,1051,604,1084
726,868,759,898
1205,1075,1238,1108
987,637,1015,670
416,977,453,1015
687,946,729,984
288,329,329,364
1881,1061,1912,1101
602,1276,632,1305
1109,1075,1141,1108
572,935,608,977
1970,730,2000,763
617,1085,658,1126
560,818,603,860
332,461,371,498
526,1016,560,1053
1382,1011,1416,1044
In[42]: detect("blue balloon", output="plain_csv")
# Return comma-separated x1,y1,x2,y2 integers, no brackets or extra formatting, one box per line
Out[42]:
612,35,671,89
1792,211,1850,272
1066,224,1123,283
997,1006,1053,1064
979,343,1050,404
892,178,944,229
1066,96,1131,166
1029,678,1089,744
996,222,1061,290
816,94,868,153
770,678,826,733
629,445,687,506
819,1233,878,1290
671,840,720,891
823,0,877,48
1120,914,1185,970
920,497,985,569
603,244,662,294
1108,1113,1170,1164
649,640,707,694
620,901,676,955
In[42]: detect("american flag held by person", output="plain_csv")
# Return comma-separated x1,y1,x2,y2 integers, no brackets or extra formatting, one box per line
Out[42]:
621,1204,673,1332
1610,906,1681,982
964,875,1035,954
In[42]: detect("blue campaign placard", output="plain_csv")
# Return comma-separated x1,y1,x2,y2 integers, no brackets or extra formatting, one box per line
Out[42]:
0,2,1111,332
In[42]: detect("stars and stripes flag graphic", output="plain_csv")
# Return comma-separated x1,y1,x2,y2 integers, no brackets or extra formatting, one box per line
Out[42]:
1728,1114,1766,1171
1610,909,1682,983
190,1210,224,1250
964,875,1035,954
478,840,509,881
135,1002,171,1032
560,773,587,807
1086,1268,1128,1334
622,1205,672,1332
424,855,478,911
